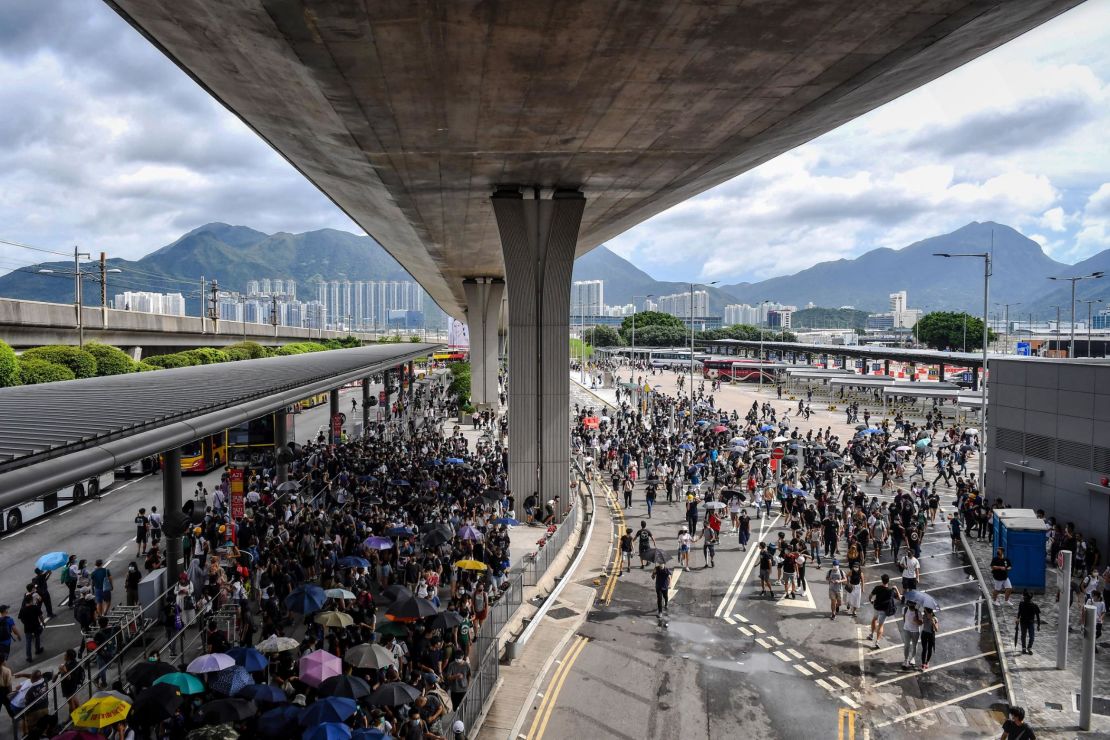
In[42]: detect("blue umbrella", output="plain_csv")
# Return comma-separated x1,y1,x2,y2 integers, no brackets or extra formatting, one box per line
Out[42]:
390,479,410,487
299,696,357,726
304,724,352,740
208,665,254,696
695,420,710,427
237,684,287,704
285,584,327,614
385,526,413,537
227,647,268,672
36,551,68,572
493,517,520,526
259,706,302,737
677,443,694,451
338,556,370,569
356,475,377,483
752,435,768,443
364,536,394,550
759,424,775,432
445,457,465,464
785,487,808,497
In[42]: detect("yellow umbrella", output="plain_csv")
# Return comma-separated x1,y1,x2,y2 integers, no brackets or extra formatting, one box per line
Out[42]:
454,559,488,572
72,695,131,728
314,610,354,628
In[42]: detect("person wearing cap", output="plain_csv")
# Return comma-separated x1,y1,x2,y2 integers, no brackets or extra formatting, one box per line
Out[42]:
826,559,846,620
451,719,467,740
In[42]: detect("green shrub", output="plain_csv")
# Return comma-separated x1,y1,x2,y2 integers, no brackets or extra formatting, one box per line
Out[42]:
274,342,328,356
227,341,268,360
225,348,251,362
409,335,421,343
19,357,76,384
0,340,19,387
182,347,230,365
85,343,136,376
143,353,197,369
22,345,97,379
136,362,163,372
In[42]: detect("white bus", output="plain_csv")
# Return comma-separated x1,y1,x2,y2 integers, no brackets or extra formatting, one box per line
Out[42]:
0,470,116,533
647,349,708,369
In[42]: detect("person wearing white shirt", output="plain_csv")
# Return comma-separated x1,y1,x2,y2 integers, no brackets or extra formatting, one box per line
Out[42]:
899,549,920,592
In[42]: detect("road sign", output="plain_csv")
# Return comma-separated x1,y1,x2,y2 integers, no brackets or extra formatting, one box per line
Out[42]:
228,468,245,520
770,447,785,460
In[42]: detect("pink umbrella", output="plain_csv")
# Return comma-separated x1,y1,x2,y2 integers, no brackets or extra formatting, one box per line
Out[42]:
712,425,728,433
299,650,343,688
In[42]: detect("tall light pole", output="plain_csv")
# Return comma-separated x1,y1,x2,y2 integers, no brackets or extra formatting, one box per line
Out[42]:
689,281,717,394
995,302,1021,354
1048,272,1104,358
1051,305,1062,355
631,293,653,369
1085,299,1103,358
934,249,991,493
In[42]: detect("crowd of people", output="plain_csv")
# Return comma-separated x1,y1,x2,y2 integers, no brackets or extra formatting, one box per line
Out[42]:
0,370,538,740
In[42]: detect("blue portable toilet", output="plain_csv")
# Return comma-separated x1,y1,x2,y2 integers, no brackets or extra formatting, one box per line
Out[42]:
998,517,1048,592
992,508,1037,549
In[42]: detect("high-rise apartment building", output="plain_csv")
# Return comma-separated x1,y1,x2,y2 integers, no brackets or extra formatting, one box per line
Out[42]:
571,280,605,316
112,291,187,316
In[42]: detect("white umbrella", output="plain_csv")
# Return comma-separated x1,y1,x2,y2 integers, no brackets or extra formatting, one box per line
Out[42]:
187,653,236,674
772,436,790,444
965,428,979,435
256,636,300,654
325,588,356,600
895,445,912,452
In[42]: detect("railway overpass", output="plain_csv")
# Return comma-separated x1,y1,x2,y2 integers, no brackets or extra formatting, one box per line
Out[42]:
0,297,443,357
104,0,1083,513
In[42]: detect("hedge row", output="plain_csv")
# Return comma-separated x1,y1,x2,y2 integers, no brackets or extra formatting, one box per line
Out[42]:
0,335,367,386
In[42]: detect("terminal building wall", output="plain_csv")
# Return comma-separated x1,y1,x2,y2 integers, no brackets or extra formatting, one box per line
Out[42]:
987,359,1110,550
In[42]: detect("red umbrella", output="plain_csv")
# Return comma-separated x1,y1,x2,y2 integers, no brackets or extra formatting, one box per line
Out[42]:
712,425,728,433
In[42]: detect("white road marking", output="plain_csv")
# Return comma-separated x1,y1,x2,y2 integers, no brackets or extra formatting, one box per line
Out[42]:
116,546,127,554
794,664,813,676
864,565,967,585
1,528,28,540
734,614,748,623
772,650,792,662
716,513,780,617
816,678,834,692
79,500,93,507
768,636,783,646
856,626,867,687
866,624,986,655
874,684,1004,728
807,661,826,673
786,648,804,659
45,623,75,629
777,586,817,610
58,509,75,516
755,638,772,649
840,696,860,709
738,626,752,636
723,616,735,625
870,651,995,688
829,676,849,689
750,624,765,634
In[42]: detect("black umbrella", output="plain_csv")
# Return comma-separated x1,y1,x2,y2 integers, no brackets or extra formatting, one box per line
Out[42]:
641,548,669,564
198,699,257,725
479,488,503,501
318,674,373,700
421,529,453,548
365,681,422,708
132,683,184,725
855,424,868,431
429,611,464,630
386,597,438,620
126,660,176,688
378,585,413,604
822,451,842,460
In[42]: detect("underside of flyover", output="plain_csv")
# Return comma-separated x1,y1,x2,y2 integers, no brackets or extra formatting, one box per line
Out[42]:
104,0,1082,513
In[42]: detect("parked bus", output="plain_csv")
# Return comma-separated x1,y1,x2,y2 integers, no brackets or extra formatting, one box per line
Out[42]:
1,470,116,532
702,358,773,383
646,349,709,369
180,432,228,474
228,410,297,468
298,392,329,410
432,351,468,362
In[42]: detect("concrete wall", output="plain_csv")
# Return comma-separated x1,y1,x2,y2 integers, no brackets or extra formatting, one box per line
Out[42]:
987,358,1110,551
0,297,441,353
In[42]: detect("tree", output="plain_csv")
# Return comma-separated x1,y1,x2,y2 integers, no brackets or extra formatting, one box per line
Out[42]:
619,311,684,337
583,326,621,347
19,357,75,384
915,311,995,351
85,343,136,376
0,340,19,387
21,345,97,379
631,324,688,346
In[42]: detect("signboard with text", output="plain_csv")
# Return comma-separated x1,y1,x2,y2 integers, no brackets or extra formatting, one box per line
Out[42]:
331,413,343,443
228,468,245,520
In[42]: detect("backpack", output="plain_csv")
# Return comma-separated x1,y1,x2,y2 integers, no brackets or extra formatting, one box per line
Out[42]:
60,566,72,585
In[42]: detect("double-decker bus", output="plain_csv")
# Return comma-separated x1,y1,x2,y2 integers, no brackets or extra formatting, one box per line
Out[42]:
702,358,774,383
228,410,297,468
180,432,228,474
1,470,116,532
432,351,468,362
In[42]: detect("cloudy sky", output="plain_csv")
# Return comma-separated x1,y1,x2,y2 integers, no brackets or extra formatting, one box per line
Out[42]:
1,1,1108,286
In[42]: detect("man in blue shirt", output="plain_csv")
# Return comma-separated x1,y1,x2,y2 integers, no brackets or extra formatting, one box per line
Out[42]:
0,605,21,661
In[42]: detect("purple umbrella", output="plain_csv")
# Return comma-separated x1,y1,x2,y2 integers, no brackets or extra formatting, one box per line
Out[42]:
457,525,483,541
363,536,394,551
299,650,343,688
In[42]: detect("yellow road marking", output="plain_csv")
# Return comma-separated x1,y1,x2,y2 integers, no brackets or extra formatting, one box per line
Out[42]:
527,635,589,740
838,708,856,740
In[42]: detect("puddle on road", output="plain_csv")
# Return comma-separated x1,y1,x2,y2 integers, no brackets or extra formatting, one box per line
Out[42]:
665,619,720,645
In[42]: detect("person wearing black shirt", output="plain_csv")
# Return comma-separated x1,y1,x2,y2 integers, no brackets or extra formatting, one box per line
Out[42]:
1000,705,1035,739
991,547,1014,607
635,522,655,569
1016,591,1042,654
134,508,149,557
867,574,900,648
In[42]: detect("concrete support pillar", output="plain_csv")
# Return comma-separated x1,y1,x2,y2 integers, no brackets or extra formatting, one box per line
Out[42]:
383,369,393,423
972,365,980,392
126,347,142,362
884,359,891,377
463,277,506,409
329,389,340,443
163,447,183,584
938,363,946,382
362,378,371,434
842,355,849,372
275,409,288,485
493,187,585,520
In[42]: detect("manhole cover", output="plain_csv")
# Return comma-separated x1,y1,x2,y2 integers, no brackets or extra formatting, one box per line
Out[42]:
546,606,579,620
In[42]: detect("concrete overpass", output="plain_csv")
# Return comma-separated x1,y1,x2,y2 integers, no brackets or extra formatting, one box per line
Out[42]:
103,0,1083,514
0,297,440,357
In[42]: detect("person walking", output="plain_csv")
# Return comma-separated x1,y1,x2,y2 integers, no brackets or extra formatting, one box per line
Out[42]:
16,595,43,664
134,507,150,557
678,527,693,571
622,477,634,509
1017,591,1042,654
619,528,633,574
635,522,656,570
758,543,774,598
919,607,938,670
645,484,656,519
991,547,1014,607
62,555,78,609
738,510,751,551
901,601,923,669
1000,706,1035,740
699,526,717,569
826,560,845,620
653,563,671,618
898,548,920,593
867,574,900,648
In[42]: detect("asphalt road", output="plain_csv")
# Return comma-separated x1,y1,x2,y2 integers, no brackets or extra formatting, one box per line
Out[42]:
0,384,371,672
525,370,1007,740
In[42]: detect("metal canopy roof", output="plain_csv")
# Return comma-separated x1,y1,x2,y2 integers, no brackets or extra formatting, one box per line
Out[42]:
0,343,440,509
702,339,989,368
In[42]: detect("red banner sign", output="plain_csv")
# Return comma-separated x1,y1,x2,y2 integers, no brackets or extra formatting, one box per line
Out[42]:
228,468,245,520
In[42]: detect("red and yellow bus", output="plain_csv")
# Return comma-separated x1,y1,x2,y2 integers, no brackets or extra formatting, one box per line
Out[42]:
180,432,228,474
702,358,774,383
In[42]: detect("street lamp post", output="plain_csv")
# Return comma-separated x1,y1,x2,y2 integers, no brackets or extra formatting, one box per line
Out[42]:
631,293,653,370
688,281,717,394
934,250,991,493
1086,299,1103,358
39,248,120,348
1048,272,1104,358
1051,305,1062,355
995,302,1021,354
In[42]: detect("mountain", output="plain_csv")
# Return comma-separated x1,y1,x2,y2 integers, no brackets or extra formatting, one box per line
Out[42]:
0,223,414,315
571,245,742,313
1025,248,1110,319
717,222,1068,313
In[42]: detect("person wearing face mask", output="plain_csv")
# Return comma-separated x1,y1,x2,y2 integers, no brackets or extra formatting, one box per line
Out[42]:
125,562,142,607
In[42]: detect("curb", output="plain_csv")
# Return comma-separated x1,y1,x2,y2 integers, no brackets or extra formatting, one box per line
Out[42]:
957,525,1018,708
